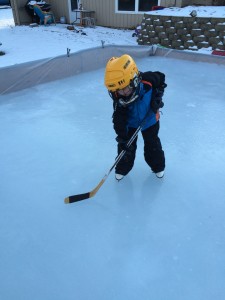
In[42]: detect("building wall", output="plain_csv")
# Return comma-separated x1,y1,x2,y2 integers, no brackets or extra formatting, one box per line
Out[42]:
48,0,69,22
11,0,144,28
82,0,213,28
10,0,216,27
82,0,144,28
11,0,32,25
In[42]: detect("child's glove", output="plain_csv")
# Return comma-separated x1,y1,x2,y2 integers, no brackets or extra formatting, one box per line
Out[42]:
116,136,135,162
151,86,166,113
116,136,130,151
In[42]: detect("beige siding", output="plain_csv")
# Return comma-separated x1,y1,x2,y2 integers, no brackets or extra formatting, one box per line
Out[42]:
10,0,214,27
11,0,32,25
48,0,69,23
83,0,144,28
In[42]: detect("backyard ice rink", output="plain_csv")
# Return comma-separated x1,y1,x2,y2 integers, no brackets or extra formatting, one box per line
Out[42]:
0,55,225,300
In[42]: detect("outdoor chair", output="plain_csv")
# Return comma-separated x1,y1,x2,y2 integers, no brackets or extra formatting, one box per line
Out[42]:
33,4,56,26
82,17,95,28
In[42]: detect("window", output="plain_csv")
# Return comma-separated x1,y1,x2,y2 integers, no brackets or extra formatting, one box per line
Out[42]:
116,0,158,13
139,0,157,11
118,0,135,11
71,0,78,11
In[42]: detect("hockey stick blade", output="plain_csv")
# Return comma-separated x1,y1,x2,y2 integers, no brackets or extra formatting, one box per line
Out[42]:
64,126,144,204
64,176,106,204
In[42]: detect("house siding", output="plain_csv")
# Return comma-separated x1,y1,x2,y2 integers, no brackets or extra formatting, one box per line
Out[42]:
11,0,32,25
82,0,145,28
10,0,214,27
47,0,69,21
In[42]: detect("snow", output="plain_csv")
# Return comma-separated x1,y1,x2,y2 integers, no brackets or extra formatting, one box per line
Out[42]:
1,6,225,300
1,6,225,67
0,8,137,68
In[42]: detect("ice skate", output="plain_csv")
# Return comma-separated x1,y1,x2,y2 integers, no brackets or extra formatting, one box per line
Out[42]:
155,171,164,178
115,174,124,181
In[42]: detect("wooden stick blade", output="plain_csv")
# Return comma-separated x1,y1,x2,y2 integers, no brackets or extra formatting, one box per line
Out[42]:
64,177,106,204
64,192,91,204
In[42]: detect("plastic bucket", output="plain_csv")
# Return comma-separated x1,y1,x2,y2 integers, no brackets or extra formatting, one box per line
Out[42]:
60,16,66,24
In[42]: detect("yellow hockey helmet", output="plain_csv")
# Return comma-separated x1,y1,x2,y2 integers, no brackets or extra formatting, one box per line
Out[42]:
104,54,139,92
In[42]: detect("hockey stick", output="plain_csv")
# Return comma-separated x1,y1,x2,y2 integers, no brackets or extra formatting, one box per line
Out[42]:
64,125,142,204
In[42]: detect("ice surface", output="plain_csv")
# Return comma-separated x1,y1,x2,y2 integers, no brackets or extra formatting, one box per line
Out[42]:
0,57,225,300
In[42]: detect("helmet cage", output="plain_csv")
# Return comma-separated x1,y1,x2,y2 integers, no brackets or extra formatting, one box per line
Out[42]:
108,74,140,107
116,73,140,106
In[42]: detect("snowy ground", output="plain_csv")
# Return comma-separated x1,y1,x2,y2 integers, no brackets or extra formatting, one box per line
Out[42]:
0,55,225,300
0,7,136,67
1,5,225,300
1,6,225,67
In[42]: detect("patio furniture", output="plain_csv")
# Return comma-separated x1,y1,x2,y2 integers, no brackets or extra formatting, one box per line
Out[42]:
82,16,95,28
72,9,95,27
33,4,55,25
25,1,51,23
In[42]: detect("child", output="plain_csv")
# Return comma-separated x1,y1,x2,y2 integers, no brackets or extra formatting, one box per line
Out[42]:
104,54,167,181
